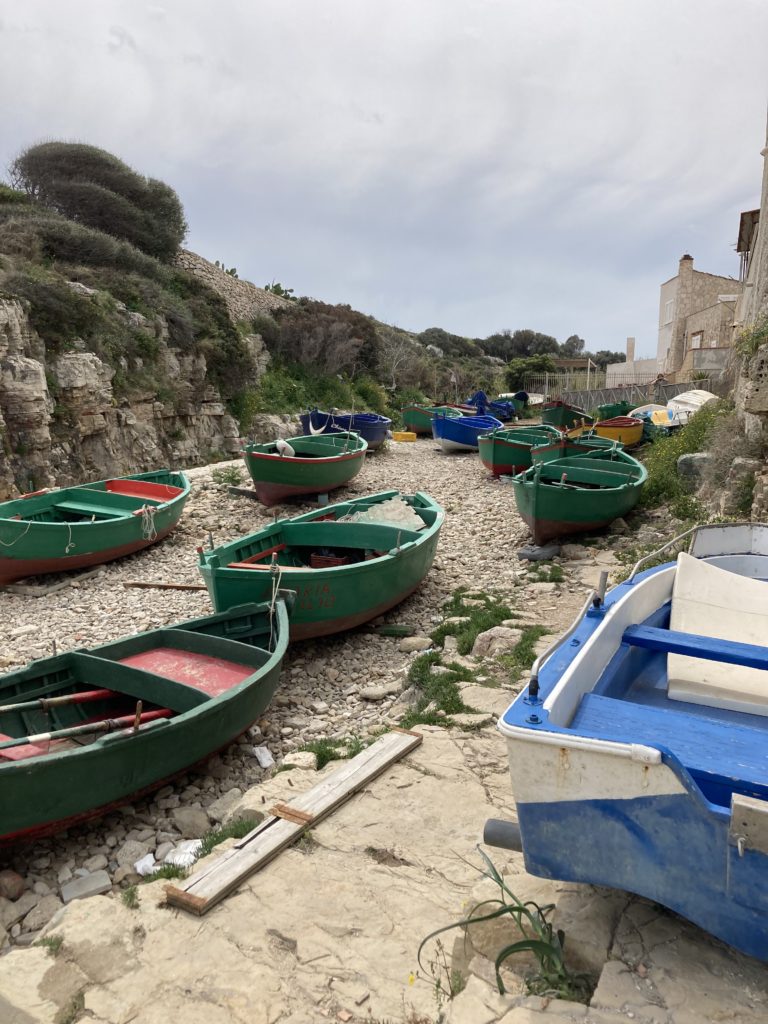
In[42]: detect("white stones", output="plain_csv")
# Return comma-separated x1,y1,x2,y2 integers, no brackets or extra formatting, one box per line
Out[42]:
359,680,402,701
82,854,108,873
10,624,37,638
284,751,317,771
21,894,63,932
398,635,433,653
115,840,152,869
61,871,112,904
205,788,244,825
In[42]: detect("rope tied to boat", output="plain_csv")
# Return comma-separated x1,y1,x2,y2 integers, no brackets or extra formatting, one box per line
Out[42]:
268,553,283,651
140,504,158,541
65,522,75,554
0,519,33,548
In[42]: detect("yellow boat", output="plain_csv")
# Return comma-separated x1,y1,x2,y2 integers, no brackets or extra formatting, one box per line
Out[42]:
566,416,643,447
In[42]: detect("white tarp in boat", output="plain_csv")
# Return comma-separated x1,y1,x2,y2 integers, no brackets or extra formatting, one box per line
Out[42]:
665,389,717,426
668,552,768,716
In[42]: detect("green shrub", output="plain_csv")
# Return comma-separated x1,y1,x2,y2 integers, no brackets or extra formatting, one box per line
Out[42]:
639,399,729,512
3,267,103,350
10,142,187,261
0,184,29,205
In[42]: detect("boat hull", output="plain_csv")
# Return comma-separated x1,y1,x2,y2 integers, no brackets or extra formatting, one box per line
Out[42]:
0,602,290,841
0,470,190,585
512,451,646,544
431,414,503,452
478,426,562,476
244,433,367,507
541,402,593,429
199,491,444,639
401,406,461,435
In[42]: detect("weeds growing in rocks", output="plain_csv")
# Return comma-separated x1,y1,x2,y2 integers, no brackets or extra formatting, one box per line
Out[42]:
211,465,243,486
60,991,85,1024
198,816,260,857
526,563,564,583
142,863,188,883
35,934,63,957
418,847,594,1003
121,885,140,909
430,588,516,655
499,625,549,674
299,735,372,769
399,651,475,728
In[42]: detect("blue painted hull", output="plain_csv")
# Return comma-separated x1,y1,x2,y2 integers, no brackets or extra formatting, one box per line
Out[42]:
431,414,503,451
299,409,391,450
496,535,768,961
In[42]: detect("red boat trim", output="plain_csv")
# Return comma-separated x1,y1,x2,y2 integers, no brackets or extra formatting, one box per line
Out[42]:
0,522,178,586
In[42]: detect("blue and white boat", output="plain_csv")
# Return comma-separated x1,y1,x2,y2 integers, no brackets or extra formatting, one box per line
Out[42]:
466,390,522,421
432,413,503,452
299,409,392,450
487,523,768,960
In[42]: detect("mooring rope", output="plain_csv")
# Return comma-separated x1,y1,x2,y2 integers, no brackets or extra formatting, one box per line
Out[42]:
268,554,283,651
0,520,33,548
140,504,158,541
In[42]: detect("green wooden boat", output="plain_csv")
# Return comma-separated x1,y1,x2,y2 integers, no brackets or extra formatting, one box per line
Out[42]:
401,405,462,435
0,599,291,843
511,447,647,545
540,401,594,430
530,434,624,464
477,424,562,476
243,432,368,507
0,470,190,585
198,490,444,640
597,400,633,420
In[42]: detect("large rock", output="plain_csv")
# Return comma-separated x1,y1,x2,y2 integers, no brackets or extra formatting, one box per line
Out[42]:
21,894,63,932
115,839,152,869
677,451,712,492
205,788,244,825
0,869,24,901
472,626,523,658
171,805,211,838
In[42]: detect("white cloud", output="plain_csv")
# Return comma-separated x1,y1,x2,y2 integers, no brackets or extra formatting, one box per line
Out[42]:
1,0,766,354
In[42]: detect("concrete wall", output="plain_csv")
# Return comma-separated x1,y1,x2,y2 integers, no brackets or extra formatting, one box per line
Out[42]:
605,358,658,385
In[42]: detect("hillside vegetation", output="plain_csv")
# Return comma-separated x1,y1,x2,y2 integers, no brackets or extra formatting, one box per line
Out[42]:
1,141,618,440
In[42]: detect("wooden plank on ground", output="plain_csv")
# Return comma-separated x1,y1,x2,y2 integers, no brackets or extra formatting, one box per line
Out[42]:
165,729,422,915
123,581,208,591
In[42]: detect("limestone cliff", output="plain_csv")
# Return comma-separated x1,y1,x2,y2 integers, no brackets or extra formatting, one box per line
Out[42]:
0,292,292,500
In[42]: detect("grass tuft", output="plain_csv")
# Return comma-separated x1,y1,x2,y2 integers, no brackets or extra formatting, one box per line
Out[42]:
198,816,261,858
299,734,373,770
35,934,63,957
121,885,140,910
142,863,188,883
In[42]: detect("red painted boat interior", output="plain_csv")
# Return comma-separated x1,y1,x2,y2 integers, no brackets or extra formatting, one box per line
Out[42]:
119,649,253,697
229,543,286,568
105,479,183,500
0,736,49,761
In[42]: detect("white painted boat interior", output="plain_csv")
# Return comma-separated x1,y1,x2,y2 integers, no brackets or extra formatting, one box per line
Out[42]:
669,553,768,716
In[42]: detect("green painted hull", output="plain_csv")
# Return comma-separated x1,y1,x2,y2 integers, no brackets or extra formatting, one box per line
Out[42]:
477,425,562,475
0,601,290,842
541,402,593,429
512,449,647,545
401,406,461,435
0,470,190,584
243,432,367,506
199,490,444,639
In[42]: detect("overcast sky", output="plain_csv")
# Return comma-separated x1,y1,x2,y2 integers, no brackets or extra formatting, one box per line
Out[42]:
2,1,767,357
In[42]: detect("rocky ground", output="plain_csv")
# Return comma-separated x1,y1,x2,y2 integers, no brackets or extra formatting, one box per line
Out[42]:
0,437,766,1022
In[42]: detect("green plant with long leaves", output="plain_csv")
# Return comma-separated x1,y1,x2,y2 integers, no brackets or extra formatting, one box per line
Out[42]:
418,846,594,1002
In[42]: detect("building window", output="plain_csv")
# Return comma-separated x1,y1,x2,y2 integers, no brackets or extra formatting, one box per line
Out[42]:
690,332,703,350
664,300,675,324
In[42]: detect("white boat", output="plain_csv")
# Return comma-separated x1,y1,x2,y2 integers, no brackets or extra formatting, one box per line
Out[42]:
487,522,768,960
666,389,717,424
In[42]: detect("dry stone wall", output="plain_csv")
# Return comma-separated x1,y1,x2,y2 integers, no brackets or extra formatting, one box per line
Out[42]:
174,249,290,323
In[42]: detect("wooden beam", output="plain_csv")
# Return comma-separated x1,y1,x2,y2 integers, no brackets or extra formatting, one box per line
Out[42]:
122,582,208,591
165,729,422,915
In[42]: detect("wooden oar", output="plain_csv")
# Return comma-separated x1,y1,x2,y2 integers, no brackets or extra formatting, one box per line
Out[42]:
0,708,172,751
0,688,114,716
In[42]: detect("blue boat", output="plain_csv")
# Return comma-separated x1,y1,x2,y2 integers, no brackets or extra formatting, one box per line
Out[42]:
466,390,521,421
486,522,768,960
298,408,392,450
432,413,503,452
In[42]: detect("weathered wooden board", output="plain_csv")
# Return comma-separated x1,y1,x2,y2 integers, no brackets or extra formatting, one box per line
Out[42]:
165,729,422,915
123,581,208,592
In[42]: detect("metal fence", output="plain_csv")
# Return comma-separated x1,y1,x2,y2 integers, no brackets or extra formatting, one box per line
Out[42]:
521,374,718,412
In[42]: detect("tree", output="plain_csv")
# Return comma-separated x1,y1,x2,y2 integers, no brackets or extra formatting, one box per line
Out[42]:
480,329,559,360
561,334,586,357
10,142,187,262
377,325,422,390
504,354,557,390
591,350,626,369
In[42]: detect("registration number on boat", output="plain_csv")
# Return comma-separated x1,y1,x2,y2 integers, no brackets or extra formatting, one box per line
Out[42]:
298,582,336,610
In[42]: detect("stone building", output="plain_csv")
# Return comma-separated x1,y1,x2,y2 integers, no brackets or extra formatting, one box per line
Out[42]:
656,254,741,380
